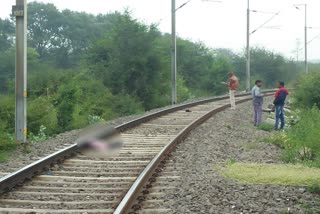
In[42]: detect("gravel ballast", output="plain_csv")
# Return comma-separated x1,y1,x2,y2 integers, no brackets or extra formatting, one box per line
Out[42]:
160,98,320,213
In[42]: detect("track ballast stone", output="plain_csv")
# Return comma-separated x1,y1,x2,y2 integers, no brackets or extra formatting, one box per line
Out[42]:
161,99,319,213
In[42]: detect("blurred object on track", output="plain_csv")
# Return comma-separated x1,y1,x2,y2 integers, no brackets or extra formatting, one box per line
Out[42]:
77,125,123,158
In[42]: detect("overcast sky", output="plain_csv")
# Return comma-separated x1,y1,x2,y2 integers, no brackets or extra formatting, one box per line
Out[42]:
1,0,320,60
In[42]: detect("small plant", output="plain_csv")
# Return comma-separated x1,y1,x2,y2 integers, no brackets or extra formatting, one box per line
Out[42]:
22,144,33,154
226,158,236,165
29,125,48,142
298,147,314,161
308,183,320,195
226,124,232,129
88,115,105,125
300,200,320,214
264,131,289,148
257,122,274,132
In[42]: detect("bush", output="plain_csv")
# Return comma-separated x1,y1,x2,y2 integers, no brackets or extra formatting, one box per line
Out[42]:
286,107,320,160
0,95,14,133
264,132,289,149
28,97,58,135
295,71,320,109
0,132,15,151
112,94,144,116
0,131,16,162
29,125,48,142
177,76,191,102
55,73,143,130
267,107,320,166
88,115,105,125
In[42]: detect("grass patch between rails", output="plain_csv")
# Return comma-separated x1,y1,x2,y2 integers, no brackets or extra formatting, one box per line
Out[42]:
220,162,320,186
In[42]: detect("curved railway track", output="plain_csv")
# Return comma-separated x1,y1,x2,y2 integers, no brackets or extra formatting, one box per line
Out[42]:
0,91,273,214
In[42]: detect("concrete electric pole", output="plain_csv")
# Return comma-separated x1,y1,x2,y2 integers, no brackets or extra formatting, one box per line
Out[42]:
246,0,250,92
171,0,177,105
12,0,27,143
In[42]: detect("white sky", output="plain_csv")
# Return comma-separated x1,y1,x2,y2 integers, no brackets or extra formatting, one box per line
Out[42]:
1,0,320,60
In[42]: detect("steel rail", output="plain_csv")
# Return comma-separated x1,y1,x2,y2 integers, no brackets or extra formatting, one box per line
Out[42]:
115,92,275,213
0,90,276,195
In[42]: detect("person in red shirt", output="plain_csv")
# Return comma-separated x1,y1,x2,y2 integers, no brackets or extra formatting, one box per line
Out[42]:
224,71,239,110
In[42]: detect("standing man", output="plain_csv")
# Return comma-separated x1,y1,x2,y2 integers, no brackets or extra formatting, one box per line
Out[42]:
273,81,289,130
225,71,239,110
251,80,263,126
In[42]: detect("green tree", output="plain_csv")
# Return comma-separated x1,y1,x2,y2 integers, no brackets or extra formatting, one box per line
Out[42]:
0,18,14,52
250,47,295,87
204,56,233,94
295,71,320,109
54,72,139,131
27,2,64,58
0,49,15,93
88,12,168,109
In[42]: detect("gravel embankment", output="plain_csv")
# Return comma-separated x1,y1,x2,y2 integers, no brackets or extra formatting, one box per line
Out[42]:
161,98,319,213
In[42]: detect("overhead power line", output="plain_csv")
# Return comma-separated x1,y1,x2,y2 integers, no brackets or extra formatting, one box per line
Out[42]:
176,0,193,11
308,33,320,45
251,10,278,14
251,11,280,35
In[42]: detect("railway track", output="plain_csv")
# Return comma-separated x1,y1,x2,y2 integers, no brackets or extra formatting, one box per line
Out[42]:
0,91,273,213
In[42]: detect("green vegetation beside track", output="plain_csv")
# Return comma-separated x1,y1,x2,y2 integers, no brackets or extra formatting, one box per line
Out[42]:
220,71,320,214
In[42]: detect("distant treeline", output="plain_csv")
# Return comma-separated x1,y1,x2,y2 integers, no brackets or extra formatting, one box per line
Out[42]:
0,2,316,136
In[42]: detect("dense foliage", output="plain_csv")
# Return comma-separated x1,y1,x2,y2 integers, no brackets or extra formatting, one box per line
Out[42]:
269,107,320,168
0,2,318,145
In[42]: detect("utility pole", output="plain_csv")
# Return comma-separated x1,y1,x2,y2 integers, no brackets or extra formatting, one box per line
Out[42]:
246,0,250,91
295,39,301,72
171,0,177,105
12,0,27,143
304,5,308,73
294,4,308,73
170,0,221,104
